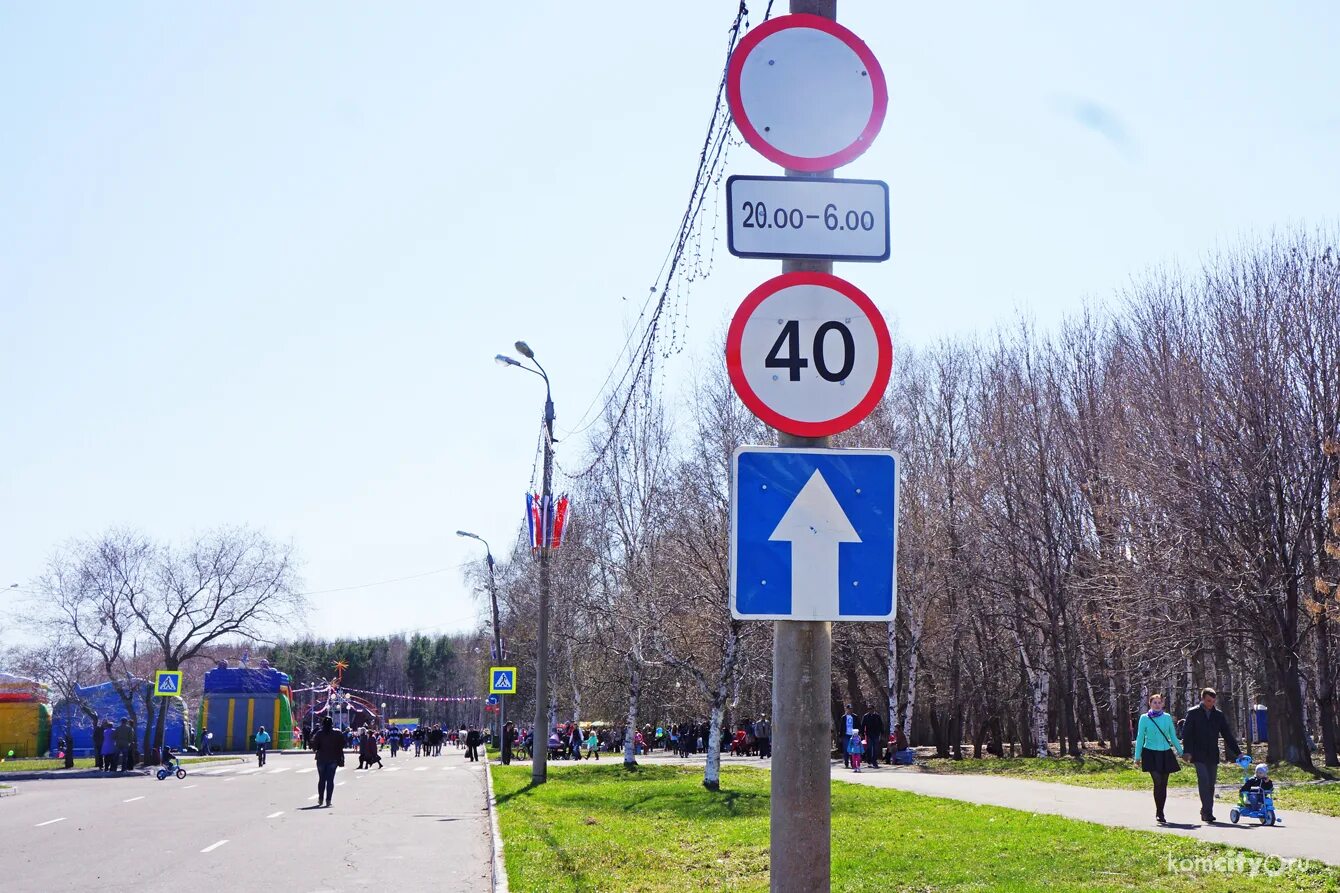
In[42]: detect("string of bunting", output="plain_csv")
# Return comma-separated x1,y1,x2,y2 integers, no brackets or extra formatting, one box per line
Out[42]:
337,685,481,703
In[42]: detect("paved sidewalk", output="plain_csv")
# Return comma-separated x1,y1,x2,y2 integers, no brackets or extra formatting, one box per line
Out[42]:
625,752,1340,866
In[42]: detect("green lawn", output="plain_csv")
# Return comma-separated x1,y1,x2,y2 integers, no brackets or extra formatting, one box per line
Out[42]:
491,764,1340,893
918,754,1319,789
1273,785,1340,818
0,755,237,773
916,755,1339,817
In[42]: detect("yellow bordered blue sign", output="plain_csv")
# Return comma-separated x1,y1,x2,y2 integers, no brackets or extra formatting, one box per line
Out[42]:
488,667,517,695
154,670,182,696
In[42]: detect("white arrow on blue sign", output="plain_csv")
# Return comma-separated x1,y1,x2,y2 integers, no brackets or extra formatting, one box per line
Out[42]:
731,446,898,621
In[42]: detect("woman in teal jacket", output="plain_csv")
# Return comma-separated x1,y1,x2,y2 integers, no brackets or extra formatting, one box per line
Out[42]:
1134,693,1183,824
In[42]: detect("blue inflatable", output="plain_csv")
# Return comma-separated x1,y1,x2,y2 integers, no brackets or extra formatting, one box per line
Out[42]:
49,679,187,757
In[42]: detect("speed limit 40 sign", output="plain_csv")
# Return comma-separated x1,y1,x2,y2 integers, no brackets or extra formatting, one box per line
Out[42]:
726,272,892,438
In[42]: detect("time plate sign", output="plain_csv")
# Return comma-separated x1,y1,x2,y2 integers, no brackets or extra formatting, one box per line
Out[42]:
727,176,889,262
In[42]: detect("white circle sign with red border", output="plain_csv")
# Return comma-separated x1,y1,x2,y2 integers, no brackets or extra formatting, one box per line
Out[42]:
726,271,892,437
727,14,888,172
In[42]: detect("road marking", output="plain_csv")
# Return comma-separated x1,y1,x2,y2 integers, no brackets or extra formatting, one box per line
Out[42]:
308,794,319,800
181,784,198,790
335,781,345,786
297,767,316,774
223,777,236,783
384,767,400,772
442,766,456,771
266,811,284,818
35,818,66,827
123,796,145,802
239,767,264,774
267,767,290,774
206,767,236,775
414,766,429,772
200,840,229,854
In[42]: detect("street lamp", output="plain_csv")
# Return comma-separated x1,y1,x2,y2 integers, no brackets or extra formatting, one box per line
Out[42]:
496,339,556,785
458,529,507,759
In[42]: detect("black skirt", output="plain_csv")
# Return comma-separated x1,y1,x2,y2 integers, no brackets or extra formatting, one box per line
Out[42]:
1141,748,1181,774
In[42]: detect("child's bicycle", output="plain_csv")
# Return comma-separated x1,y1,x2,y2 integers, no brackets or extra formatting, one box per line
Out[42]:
156,759,187,781
1229,754,1277,826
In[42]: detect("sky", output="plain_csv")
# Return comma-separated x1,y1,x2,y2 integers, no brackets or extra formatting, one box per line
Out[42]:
3,2,1339,644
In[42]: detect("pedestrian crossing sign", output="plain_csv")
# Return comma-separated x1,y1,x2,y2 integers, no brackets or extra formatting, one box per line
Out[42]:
154,670,182,697
489,666,517,695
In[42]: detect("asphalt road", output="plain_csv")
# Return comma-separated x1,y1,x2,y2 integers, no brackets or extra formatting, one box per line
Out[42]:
0,750,493,893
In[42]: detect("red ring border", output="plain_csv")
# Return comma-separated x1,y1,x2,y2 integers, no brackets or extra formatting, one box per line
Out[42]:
727,14,888,172
725,271,893,438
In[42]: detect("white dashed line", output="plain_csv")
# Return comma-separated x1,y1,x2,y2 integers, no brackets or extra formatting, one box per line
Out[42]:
239,767,264,775
200,840,229,854
383,767,400,772
414,766,429,772
266,811,284,818
223,778,236,783
297,767,316,774
308,794,319,800
267,767,290,774
35,818,66,827
335,781,345,786
206,768,235,775
123,796,145,802
181,784,198,789
442,766,456,771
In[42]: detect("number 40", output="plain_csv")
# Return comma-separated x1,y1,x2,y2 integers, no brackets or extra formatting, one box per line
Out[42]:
765,320,855,382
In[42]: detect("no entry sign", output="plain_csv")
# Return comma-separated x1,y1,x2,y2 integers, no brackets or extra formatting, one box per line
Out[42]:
726,272,892,438
727,14,887,172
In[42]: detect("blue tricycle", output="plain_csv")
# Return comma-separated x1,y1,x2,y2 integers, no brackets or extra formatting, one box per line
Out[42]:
1228,754,1277,826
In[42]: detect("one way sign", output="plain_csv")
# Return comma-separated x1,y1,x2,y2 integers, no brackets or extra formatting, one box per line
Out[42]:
731,447,898,621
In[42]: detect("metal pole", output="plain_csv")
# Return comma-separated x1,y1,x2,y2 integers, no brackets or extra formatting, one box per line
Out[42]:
533,380,555,784
484,547,507,758
770,2,836,891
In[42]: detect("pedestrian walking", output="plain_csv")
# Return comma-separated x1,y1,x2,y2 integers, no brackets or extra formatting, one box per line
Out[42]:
359,728,382,769
501,721,516,765
465,727,480,762
860,706,883,769
311,716,344,808
389,731,399,757
1133,693,1183,824
846,732,864,772
755,715,771,759
1182,687,1241,823
101,722,118,773
114,717,135,771
841,705,857,768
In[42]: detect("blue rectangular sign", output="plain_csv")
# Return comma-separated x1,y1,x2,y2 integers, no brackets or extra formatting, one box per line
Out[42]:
731,447,898,621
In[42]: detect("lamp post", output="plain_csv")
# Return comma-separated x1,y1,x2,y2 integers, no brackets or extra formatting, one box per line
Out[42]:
496,340,555,784
458,530,506,758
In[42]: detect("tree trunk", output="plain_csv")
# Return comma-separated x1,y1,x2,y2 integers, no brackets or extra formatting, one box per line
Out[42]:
704,694,726,792
1314,609,1339,767
901,613,922,742
886,620,898,747
622,659,641,768
1023,654,1050,758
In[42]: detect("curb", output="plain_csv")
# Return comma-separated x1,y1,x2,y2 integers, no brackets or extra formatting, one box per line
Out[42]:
484,762,509,893
0,757,245,782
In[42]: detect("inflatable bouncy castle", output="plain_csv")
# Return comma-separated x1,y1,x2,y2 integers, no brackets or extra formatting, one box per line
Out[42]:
199,660,294,751
49,679,187,757
0,672,51,758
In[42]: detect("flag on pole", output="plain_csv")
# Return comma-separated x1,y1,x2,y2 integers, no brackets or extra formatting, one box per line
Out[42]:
527,493,572,552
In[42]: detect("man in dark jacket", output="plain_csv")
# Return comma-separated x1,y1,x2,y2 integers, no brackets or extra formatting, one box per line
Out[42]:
114,718,135,771
1182,687,1241,823
860,706,884,769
